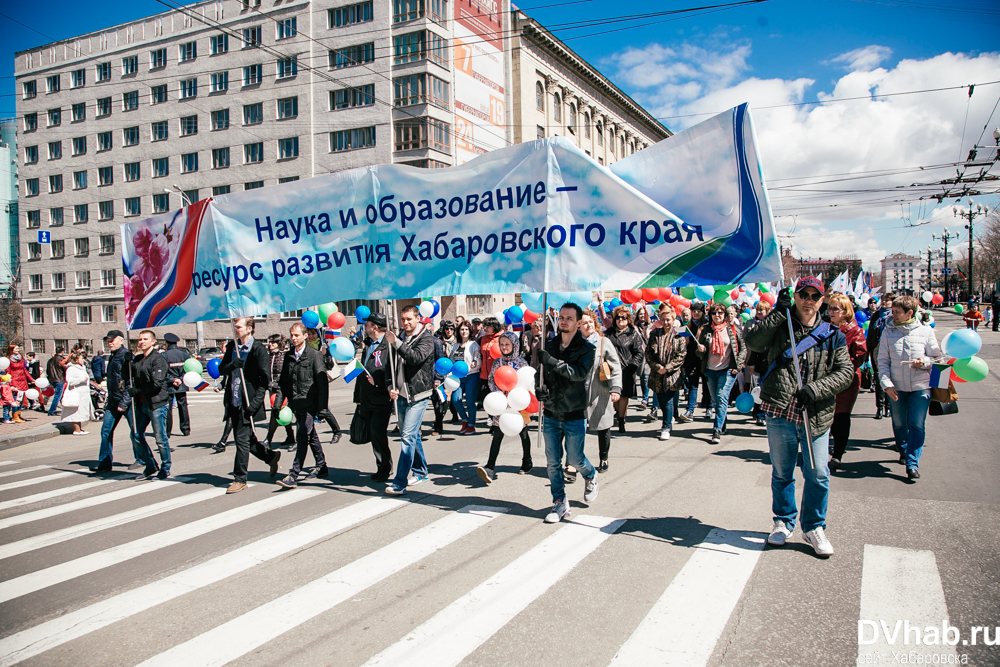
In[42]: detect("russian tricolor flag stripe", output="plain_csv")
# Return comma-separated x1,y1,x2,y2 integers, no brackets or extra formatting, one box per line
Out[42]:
195,381,212,392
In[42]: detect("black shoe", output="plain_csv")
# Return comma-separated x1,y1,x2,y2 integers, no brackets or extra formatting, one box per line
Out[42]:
181,431,191,437
519,459,533,475
277,474,298,489
907,468,920,481
89,464,113,473
874,410,883,420
371,472,391,482
157,469,171,480
618,422,625,434
212,443,226,453
710,429,721,444
331,432,342,444
305,466,329,480
829,457,841,472
899,454,906,465
135,467,158,480
597,460,609,473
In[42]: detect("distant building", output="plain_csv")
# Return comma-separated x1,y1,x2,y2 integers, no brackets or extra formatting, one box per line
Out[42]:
881,253,926,295
0,118,16,291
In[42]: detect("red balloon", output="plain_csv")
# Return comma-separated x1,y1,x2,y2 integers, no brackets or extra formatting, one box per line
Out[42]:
522,309,539,324
494,366,518,392
950,368,967,383
526,392,539,413
327,312,346,329
623,289,643,304
931,293,943,305
760,292,777,306
641,288,659,302
730,289,739,301
658,287,673,300
42,387,55,397
673,304,685,316
677,297,691,308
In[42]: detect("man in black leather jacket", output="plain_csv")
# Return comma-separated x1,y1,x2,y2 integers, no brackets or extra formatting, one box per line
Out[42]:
161,333,191,436
276,322,329,489
129,330,171,479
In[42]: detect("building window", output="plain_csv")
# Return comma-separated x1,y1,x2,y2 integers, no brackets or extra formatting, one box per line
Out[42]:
179,41,197,62
393,0,447,23
49,207,64,226
77,306,92,324
330,43,375,68
393,118,451,152
23,80,37,99
27,211,41,228
48,141,62,160
151,120,168,141
102,305,118,321
150,48,167,69
181,153,199,173
331,84,375,110
122,55,138,75
98,166,113,186
152,157,169,177
74,237,89,257
535,82,544,111
47,74,61,93
568,103,576,133
25,178,40,196
153,193,170,213
97,97,112,117
101,270,117,289
76,271,91,289
30,308,44,324
621,136,626,156
392,75,447,108
53,307,67,324
96,131,112,153
27,242,41,260
211,71,229,92
180,115,198,136
330,1,373,27
393,31,447,67
73,170,87,189
52,273,66,291
24,146,38,164
49,174,63,193
584,112,591,139
125,197,141,217
243,103,263,125
96,62,111,81
213,185,231,195
74,204,89,223
99,201,114,220
71,69,86,88
243,64,263,86
279,176,300,183
72,137,87,156
331,126,376,152
125,162,140,181
399,159,449,169
29,275,43,292
123,90,139,111
100,235,115,255
244,181,264,190
24,113,37,132
151,84,168,104
277,96,299,119
244,142,264,163
278,137,299,159
597,122,603,146
51,240,65,258
180,78,198,98
212,147,230,168
72,102,86,122
123,126,139,146
243,26,262,48
277,57,297,79
553,93,561,122
212,109,230,130
48,108,61,127
277,17,297,39
211,33,229,54
31,340,46,354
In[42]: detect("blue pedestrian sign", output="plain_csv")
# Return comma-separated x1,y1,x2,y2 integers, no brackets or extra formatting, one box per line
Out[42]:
37,231,50,244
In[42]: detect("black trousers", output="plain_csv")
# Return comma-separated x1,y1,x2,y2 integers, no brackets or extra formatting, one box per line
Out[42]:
486,427,531,469
265,406,295,444
167,393,190,435
596,428,611,461
830,412,852,460
289,410,326,478
317,408,341,436
993,310,999,331
363,406,393,476
227,405,274,484
872,362,886,412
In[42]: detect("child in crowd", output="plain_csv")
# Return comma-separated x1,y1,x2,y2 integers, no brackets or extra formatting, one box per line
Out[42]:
0,375,16,424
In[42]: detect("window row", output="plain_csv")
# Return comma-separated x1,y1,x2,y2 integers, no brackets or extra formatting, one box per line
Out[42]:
27,304,120,325
533,81,644,155
24,204,122,227
24,236,99,260
27,268,117,293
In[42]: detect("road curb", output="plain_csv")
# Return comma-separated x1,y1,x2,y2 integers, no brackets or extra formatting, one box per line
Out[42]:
0,427,61,451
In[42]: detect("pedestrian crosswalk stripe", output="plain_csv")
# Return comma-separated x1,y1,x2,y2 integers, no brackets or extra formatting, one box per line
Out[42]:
363,514,625,667
0,476,195,531
0,485,237,560
0,471,78,491
0,497,405,666
136,505,507,667
0,479,123,512
608,529,765,667
858,545,957,663
0,489,322,605
0,461,19,467
0,465,51,480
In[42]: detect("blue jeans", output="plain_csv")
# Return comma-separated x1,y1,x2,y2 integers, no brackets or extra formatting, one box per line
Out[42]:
767,415,830,532
97,406,146,468
684,372,699,412
657,391,676,429
704,368,737,432
888,389,930,471
393,396,429,488
452,374,479,425
134,402,170,472
543,416,593,503
47,382,65,416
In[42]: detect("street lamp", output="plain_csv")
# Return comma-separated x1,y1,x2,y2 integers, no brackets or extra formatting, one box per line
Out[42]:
933,227,958,306
994,127,1000,146
954,201,988,301
163,185,192,207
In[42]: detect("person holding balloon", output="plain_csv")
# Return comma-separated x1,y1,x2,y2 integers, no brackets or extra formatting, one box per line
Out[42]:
430,321,459,436
450,321,482,435
161,333,192,437
353,313,395,482
825,293,868,472
4,345,34,423
476,332,533,484
305,326,343,444
263,334,296,450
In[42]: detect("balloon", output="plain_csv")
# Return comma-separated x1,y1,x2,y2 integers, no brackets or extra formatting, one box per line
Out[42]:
183,358,204,375
483,391,509,416
418,301,435,318
854,312,866,325
494,366,518,392
610,298,623,308
25,388,39,401
954,304,964,314
695,285,715,301
759,283,771,293
750,386,762,403
277,406,294,425
569,292,593,308
658,287,673,300
730,289,739,301
34,376,50,389
507,305,524,323
680,286,696,299
735,393,755,413
522,309,539,324
760,292,777,306
443,375,460,392
207,358,221,379
516,366,536,391
741,312,751,322
182,371,203,388
498,412,524,436
0,358,8,371
930,322,935,328
301,310,320,329
507,387,531,411
641,288,660,302
318,303,338,322
355,305,371,322
451,360,469,378
431,300,441,317
435,358,454,375
952,356,988,382
330,337,355,362
521,292,544,312
941,329,982,360
713,290,733,306
42,386,54,397
327,312,346,329
526,392,539,413
931,293,943,305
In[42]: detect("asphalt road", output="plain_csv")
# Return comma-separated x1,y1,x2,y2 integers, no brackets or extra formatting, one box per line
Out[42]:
0,311,997,667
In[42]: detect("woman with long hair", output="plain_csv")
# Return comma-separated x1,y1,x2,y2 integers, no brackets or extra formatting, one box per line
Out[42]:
5,344,34,423
451,321,482,434
696,303,747,444
646,304,688,440
578,308,621,473
826,292,868,472
605,305,645,433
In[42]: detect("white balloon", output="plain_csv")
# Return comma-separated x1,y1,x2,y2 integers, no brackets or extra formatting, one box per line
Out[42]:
0,357,9,371
494,311,507,323
515,366,536,391
418,301,435,318
35,376,50,389
25,389,40,401
182,371,203,388
751,386,762,404
443,375,460,392
507,387,531,411
498,412,524,436
483,391,509,416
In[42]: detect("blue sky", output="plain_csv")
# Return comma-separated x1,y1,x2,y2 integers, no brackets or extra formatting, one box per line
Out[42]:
4,0,999,268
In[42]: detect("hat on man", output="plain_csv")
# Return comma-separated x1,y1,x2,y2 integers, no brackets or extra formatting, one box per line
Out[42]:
471,317,483,324
164,333,181,343
797,276,825,295
366,312,387,328
105,329,125,340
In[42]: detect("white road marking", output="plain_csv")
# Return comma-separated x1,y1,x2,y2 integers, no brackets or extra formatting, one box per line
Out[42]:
138,506,508,667
0,498,404,665
0,472,78,491
0,465,51,480
858,545,957,663
0,479,123,512
365,514,625,667
608,529,765,667
0,489,321,604
0,461,20,467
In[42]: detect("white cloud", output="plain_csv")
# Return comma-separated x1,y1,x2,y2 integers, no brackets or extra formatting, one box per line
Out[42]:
829,45,894,72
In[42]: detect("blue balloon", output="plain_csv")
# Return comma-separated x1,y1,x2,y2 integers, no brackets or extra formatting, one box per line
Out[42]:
610,298,623,308
942,329,981,359
735,393,755,414
566,291,591,308
695,285,715,302
521,293,544,312
451,360,469,378
930,322,936,328
355,305,371,322
507,305,524,323
206,358,221,379
603,301,612,311
431,300,440,317
435,357,454,375
301,310,320,329
330,337,355,362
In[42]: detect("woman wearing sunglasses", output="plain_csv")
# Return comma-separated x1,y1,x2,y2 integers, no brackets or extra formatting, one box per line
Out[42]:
825,292,868,472
695,303,747,443
605,306,646,433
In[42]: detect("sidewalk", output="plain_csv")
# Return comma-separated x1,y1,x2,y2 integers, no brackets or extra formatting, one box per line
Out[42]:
0,410,64,451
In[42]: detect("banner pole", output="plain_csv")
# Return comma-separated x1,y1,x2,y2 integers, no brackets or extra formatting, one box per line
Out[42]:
535,293,547,450
125,328,139,450
388,300,400,424
779,279,815,471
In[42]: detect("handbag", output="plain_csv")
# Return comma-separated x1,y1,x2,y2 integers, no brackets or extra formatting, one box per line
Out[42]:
598,336,612,382
930,380,958,404
61,390,80,408
860,366,872,391
929,400,958,416
349,409,371,445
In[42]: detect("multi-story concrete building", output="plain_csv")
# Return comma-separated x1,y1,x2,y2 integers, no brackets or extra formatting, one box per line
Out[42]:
881,252,926,296
14,0,669,358
1,119,16,290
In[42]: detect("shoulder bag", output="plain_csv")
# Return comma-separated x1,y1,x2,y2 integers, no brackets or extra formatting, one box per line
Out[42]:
598,336,612,382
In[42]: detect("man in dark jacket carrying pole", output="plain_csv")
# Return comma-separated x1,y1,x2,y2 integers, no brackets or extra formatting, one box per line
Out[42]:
129,330,172,480
536,302,598,524
353,312,394,482
219,317,280,494
90,330,148,473
162,333,192,437
276,322,329,489
746,276,853,557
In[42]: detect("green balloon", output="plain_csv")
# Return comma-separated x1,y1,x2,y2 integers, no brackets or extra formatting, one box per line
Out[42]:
952,356,988,382
954,304,964,314
741,312,751,322
713,290,733,306
277,406,295,425
758,283,771,293
718,284,737,291
318,302,338,322
183,358,203,375
680,286,696,299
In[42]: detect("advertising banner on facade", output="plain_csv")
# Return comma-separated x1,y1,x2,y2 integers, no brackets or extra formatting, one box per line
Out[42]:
452,0,508,164
121,104,780,329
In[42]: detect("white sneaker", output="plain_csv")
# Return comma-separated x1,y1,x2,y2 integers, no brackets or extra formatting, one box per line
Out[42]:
659,428,670,441
802,527,834,556
544,500,571,523
767,520,792,546
584,472,599,502
408,474,429,486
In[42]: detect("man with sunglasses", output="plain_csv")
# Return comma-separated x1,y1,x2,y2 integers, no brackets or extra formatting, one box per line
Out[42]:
746,276,854,557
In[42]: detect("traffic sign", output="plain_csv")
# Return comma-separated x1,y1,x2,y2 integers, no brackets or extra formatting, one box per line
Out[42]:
37,230,50,244
940,268,952,274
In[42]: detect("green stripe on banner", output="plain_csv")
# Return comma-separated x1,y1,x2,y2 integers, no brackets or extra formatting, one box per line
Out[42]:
638,233,735,286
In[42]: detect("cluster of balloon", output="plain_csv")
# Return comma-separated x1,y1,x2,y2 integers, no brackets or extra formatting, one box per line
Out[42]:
941,329,988,383
32,375,55,398
418,299,441,319
182,358,205,388
854,310,870,325
483,366,539,435
434,356,472,396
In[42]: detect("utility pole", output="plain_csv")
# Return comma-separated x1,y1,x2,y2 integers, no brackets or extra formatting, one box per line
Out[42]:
954,199,989,301
933,228,958,305
926,245,932,292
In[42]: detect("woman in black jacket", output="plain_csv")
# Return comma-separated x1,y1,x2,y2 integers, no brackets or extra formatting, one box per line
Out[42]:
605,305,646,432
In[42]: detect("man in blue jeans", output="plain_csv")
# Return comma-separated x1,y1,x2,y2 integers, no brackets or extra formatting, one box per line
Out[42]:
90,330,153,473
385,305,436,496
45,348,67,416
129,330,172,480
745,277,853,557
536,302,598,523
